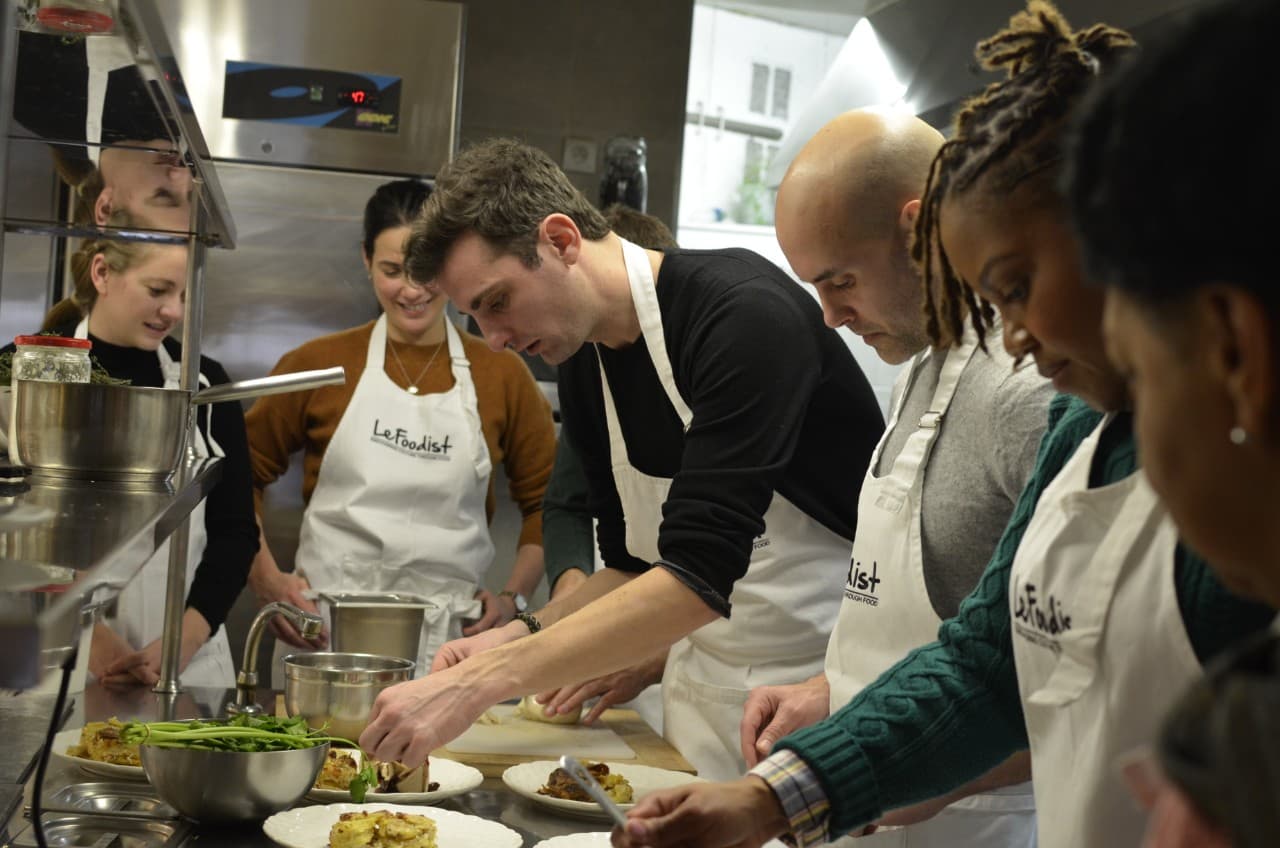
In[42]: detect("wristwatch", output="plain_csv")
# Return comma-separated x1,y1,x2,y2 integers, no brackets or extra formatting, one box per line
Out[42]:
499,590,528,613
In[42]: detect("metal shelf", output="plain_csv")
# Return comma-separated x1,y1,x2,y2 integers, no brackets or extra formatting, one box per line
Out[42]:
0,456,223,689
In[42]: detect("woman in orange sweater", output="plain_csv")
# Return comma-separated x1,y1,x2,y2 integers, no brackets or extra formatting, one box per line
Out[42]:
245,179,555,677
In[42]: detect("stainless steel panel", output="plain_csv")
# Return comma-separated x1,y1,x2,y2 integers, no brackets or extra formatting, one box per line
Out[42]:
154,0,463,175
196,162,384,390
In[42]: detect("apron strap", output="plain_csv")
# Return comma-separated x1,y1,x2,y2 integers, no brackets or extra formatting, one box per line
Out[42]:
619,237,693,428
442,319,492,480
367,314,389,368
884,335,979,484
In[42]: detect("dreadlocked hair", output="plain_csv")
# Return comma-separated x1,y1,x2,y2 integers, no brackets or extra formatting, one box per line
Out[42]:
912,0,1136,349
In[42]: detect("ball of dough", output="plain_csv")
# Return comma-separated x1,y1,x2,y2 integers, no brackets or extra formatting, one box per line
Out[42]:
516,694,583,725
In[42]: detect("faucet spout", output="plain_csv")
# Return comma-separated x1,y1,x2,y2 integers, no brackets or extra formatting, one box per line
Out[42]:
227,601,323,717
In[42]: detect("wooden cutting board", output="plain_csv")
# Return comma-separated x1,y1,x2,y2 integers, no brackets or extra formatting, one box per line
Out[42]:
435,704,696,777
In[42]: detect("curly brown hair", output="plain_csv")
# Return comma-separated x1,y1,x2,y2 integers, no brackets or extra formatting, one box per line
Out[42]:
406,138,610,284
912,1,1135,349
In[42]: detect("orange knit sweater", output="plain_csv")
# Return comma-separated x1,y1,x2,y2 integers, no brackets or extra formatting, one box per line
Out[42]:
244,320,555,547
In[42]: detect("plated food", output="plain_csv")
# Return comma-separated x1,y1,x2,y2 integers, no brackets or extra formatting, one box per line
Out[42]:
308,751,483,805
262,803,521,848
52,725,145,780
502,761,703,821
330,809,437,848
538,761,633,803
65,718,140,766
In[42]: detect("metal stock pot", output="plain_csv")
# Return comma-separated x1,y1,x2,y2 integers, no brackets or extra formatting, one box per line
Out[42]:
9,367,344,482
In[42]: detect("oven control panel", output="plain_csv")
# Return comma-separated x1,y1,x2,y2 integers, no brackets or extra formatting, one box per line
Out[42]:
222,60,401,134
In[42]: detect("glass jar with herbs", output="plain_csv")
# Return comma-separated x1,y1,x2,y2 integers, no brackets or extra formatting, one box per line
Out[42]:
10,335,93,385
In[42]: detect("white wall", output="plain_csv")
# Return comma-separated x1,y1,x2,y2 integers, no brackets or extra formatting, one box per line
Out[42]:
677,222,904,416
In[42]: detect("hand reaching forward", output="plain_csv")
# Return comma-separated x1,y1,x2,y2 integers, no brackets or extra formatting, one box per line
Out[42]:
610,776,789,848
358,664,488,766
536,650,666,725
739,674,830,767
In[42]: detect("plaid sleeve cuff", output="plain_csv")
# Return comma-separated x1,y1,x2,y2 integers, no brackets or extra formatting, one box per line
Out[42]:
750,749,831,848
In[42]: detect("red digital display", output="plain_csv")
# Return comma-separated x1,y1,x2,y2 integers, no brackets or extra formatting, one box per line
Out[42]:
337,88,380,108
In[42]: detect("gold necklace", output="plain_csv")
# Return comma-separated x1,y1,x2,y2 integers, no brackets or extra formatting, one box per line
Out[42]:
387,336,444,394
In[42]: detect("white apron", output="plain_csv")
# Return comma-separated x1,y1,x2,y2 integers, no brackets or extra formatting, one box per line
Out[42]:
280,315,488,678
1010,416,1201,848
599,238,851,781
824,341,1037,847
81,317,236,688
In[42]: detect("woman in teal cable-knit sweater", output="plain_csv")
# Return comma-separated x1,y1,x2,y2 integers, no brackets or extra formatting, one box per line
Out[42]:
611,4,1275,848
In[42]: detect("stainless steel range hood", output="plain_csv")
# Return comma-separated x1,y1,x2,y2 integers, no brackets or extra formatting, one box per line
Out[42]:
767,0,1209,186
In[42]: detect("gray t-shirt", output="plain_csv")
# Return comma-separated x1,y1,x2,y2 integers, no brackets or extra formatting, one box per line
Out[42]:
873,332,1053,619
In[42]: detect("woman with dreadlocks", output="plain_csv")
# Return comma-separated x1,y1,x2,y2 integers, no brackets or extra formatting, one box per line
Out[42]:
609,4,1273,848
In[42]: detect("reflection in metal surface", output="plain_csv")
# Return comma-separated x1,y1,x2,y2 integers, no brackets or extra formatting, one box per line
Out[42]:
0,457,221,688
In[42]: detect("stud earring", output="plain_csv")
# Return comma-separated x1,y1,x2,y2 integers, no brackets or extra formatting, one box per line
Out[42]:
1229,425,1248,446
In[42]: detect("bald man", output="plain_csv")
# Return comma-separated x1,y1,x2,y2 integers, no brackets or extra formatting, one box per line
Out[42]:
737,109,1052,846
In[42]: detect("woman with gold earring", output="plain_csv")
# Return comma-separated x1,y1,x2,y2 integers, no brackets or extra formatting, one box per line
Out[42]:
245,180,555,679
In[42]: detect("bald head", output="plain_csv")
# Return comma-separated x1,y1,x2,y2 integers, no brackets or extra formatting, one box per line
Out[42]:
777,109,944,364
777,109,943,258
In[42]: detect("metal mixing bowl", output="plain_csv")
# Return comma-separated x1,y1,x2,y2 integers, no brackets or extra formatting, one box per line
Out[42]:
283,652,415,740
139,742,328,823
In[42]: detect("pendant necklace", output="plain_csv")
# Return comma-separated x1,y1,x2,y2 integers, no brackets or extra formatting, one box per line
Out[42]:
388,335,444,394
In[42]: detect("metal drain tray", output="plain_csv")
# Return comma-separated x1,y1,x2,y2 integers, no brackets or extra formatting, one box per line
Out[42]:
45,782,177,818
12,813,190,847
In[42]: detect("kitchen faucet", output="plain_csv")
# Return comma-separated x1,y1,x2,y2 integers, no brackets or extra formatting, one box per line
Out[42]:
227,602,323,717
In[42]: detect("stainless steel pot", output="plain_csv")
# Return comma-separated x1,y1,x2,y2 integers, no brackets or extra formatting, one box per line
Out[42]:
282,652,415,740
9,367,344,482
319,591,435,663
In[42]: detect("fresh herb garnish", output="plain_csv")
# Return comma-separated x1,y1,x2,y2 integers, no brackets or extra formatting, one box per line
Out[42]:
120,714,354,752
349,761,378,803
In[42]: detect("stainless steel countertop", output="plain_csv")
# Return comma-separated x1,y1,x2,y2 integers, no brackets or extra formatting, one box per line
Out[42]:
4,682,620,847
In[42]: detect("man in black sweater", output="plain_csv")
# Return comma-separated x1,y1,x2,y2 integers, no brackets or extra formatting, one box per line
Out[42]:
359,138,884,778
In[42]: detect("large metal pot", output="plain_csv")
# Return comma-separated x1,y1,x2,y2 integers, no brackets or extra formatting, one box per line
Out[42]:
8,367,343,482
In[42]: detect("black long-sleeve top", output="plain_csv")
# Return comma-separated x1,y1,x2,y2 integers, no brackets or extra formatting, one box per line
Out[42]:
29,324,259,634
558,248,885,614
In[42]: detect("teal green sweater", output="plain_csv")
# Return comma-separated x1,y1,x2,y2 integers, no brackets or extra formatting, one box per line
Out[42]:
778,394,1276,836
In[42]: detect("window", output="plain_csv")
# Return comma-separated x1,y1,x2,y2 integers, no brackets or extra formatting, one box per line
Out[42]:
748,62,792,118
749,62,770,114
771,68,791,119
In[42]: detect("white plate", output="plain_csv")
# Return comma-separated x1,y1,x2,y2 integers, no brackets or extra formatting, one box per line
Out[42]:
306,757,484,805
50,728,146,781
502,761,703,821
263,802,521,848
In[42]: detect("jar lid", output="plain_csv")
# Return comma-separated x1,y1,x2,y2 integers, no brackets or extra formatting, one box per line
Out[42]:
35,7,115,34
14,335,92,350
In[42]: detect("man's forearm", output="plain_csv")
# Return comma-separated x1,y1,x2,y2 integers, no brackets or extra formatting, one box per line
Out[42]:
535,567,636,625
468,568,718,703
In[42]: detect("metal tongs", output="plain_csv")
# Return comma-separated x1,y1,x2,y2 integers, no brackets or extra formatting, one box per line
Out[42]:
559,755,628,829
